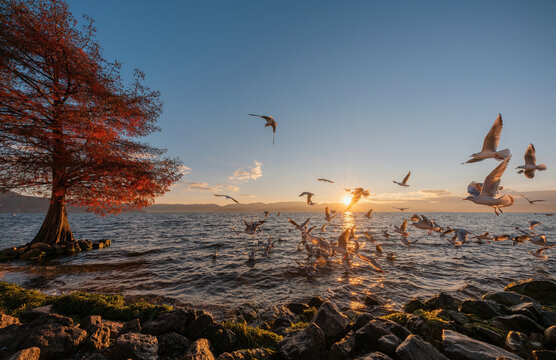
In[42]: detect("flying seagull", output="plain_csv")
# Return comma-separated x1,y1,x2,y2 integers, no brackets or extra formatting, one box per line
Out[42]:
213,194,239,204
520,194,546,204
317,178,334,183
529,221,542,231
463,113,510,164
516,144,547,179
393,171,411,187
364,209,373,218
346,188,370,210
393,207,409,211
324,206,337,222
463,156,514,215
299,192,316,205
248,113,277,144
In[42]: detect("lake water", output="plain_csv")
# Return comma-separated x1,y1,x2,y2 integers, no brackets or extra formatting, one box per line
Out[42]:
0,212,554,312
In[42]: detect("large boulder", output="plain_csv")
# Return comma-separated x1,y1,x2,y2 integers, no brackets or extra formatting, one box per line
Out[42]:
442,329,523,360
216,348,273,360
505,331,532,360
278,322,326,360
378,319,411,341
494,315,545,335
21,323,87,360
312,301,349,346
376,334,401,358
187,311,219,339
327,331,356,360
483,291,538,307
111,332,158,360
540,311,556,328
185,338,215,360
157,332,191,358
395,334,449,360
0,314,21,329
545,326,556,350
505,279,556,306
355,319,392,350
403,298,427,313
142,308,195,336
509,302,543,322
5,347,40,360
353,313,374,331
532,350,556,360
84,323,111,351
424,292,459,311
459,299,502,319
357,352,393,360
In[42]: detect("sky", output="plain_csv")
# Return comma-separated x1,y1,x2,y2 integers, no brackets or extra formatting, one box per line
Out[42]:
67,0,556,208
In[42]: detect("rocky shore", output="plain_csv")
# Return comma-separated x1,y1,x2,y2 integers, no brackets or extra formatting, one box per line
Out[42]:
0,239,112,261
1,278,556,360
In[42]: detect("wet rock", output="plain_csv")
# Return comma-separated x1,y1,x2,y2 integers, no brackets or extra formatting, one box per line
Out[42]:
84,323,111,351
216,348,273,360
483,291,539,307
312,301,349,346
378,319,411,341
460,299,502,319
532,350,556,360
364,295,382,307
395,334,448,360
308,296,325,309
376,334,401,358
111,332,158,360
406,312,453,341
327,331,356,360
355,319,392,350
494,314,545,334
77,239,94,251
19,249,46,260
357,352,393,360
260,305,295,323
540,311,556,328
0,313,20,329
505,279,556,306
545,326,556,350
21,323,87,360
287,302,310,315
187,311,220,339
157,332,191,358
211,328,236,353
403,298,427,313
5,347,40,360
236,304,258,323
278,322,326,360
506,331,533,360
442,329,523,360
529,332,544,350
353,313,374,331
436,309,469,327
509,302,543,321
0,247,19,260
121,318,141,333
93,239,112,249
184,338,214,360
425,292,459,311
142,308,194,336
468,325,504,345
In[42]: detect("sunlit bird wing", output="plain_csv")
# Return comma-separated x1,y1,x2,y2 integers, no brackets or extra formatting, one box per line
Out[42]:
481,113,503,152
524,144,536,166
480,156,511,197
402,171,411,185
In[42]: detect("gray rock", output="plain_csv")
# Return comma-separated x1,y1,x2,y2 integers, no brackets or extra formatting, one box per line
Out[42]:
471,325,504,345
494,314,545,334
84,323,111,350
545,326,556,350
395,334,449,360
187,311,217,339
425,292,459,311
111,332,158,360
278,322,326,360
308,296,325,309
483,291,539,307
143,308,194,336
21,323,87,360
81,315,102,330
364,295,382,307
529,332,544,350
403,298,426,313
353,313,374,331
327,331,356,360
102,320,123,340
185,338,215,360
121,318,141,333
377,334,401,358
442,329,523,360
236,304,258,323
505,331,533,360
509,302,543,321
355,319,392,350
356,352,393,360
436,309,470,326
312,301,349,346
0,313,20,329
532,350,556,360
460,299,502,319
5,347,40,360
505,279,556,306
216,348,273,360
287,302,310,315
378,319,411,341
540,311,556,328
211,328,236,353
157,332,191,358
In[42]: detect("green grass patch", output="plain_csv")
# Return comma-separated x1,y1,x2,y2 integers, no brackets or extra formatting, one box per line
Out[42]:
0,281,53,316
381,311,408,325
223,321,283,350
51,291,172,323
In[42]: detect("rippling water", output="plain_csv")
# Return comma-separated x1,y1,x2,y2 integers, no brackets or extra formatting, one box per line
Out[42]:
0,212,554,311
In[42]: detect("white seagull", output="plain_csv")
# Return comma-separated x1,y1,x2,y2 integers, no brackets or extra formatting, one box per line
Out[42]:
299,192,316,205
463,113,510,164
324,206,337,222
516,144,547,179
213,194,239,204
520,194,546,204
393,171,411,187
317,178,334,183
346,188,370,210
463,156,514,215
248,113,277,144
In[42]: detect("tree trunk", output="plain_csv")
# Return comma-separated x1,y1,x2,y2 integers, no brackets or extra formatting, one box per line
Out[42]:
32,195,74,245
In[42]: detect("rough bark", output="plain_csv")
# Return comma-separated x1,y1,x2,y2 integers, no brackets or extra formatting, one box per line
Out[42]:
32,195,74,245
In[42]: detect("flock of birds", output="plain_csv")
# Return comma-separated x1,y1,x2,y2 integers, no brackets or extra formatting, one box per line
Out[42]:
211,113,552,276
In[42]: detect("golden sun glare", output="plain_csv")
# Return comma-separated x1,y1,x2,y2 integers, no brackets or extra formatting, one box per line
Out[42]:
342,195,352,205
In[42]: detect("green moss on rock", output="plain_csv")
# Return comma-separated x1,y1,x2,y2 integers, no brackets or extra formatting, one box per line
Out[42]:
52,291,172,323
223,321,283,350
0,281,53,316
381,311,409,325
298,307,317,322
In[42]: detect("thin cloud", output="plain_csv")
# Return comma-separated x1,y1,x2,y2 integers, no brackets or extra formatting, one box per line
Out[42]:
229,161,263,182
179,165,192,175
182,182,238,193
240,194,256,198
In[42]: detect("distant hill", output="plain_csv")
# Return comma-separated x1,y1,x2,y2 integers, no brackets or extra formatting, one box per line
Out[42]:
0,191,87,213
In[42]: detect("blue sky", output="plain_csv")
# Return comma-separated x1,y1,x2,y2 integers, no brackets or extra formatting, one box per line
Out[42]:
68,0,556,206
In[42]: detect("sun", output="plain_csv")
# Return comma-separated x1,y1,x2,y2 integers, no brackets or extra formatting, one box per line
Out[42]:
343,195,352,205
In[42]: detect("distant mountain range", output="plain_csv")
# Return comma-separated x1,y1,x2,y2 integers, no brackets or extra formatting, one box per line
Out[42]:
1,190,554,213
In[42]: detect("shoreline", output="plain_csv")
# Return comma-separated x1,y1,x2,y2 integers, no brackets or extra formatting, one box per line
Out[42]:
1,278,555,359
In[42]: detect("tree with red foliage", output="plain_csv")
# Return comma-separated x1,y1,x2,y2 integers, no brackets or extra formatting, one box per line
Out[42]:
0,0,183,245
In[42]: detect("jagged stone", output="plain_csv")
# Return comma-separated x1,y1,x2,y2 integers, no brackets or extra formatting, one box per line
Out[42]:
460,299,502,319
103,320,123,339
278,322,326,360
184,338,215,360
505,279,556,306
0,313,20,329
235,304,258,323
505,331,533,360
483,292,538,307
21,323,87,360
442,329,523,360
81,315,102,330
287,302,310,314
378,318,411,341
187,311,219,339
157,332,191,358
353,313,374,331
211,328,236,353
84,323,111,351
403,298,427,313
5,347,40,360
121,318,141,333
308,296,325,309
355,319,392,351
142,308,194,336
111,332,158,360
312,301,349,346
395,334,449,360
327,331,356,360
494,314,545,334
364,295,382,307
509,302,543,321
216,348,273,360
424,292,459,311
376,334,401,358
